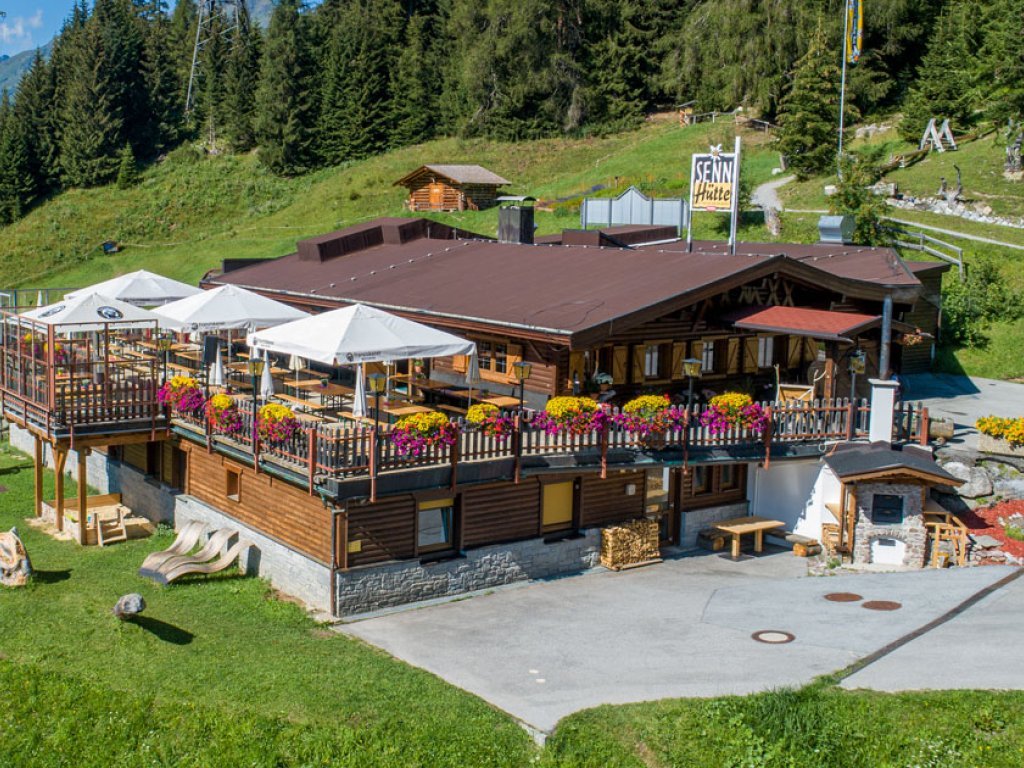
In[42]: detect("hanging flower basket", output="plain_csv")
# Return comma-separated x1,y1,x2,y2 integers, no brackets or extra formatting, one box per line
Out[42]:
257,403,300,445
390,412,459,457
613,394,687,436
700,392,769,435
206,393,244,436
532,396,607,436
466,403,515,440
157,375,205,415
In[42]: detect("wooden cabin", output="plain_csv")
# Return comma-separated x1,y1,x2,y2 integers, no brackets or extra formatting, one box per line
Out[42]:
395,165,511,212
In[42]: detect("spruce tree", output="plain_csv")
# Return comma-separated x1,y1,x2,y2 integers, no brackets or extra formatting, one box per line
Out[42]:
141,0,183,155
222,0,262,152
116,143,140,189
389,13,436,148
255,0,315,174
899,1,977,141
775,19,848,180
0,92,33,224
976,0,1024,123
13,51,59,197
92,0,148,152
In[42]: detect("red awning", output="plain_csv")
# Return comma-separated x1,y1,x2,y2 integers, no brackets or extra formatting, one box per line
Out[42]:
725,306,882,342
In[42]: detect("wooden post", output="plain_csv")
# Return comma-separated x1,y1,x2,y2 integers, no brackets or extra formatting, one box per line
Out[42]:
919,406,930,446
513,414,522,484
824,342,837,401
54,448,67,532
76,449,88,545
307,427,317,495
369,430,378,503
33,436,43,518
762,405,773,469
450,437,459,493
599,427,608,479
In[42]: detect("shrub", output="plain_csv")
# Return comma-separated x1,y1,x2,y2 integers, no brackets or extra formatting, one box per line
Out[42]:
942,261,1023,348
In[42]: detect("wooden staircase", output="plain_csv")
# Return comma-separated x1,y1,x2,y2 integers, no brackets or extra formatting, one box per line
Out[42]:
924,504,968,567
96,505,129,547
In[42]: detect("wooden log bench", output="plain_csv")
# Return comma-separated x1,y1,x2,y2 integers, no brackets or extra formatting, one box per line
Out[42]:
765,527,822,557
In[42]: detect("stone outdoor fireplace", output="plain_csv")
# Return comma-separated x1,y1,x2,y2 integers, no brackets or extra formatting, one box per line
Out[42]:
851,481,927,568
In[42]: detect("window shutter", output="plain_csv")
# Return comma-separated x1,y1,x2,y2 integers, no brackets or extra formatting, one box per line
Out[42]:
743,337,758,372
506,344,523,382
671,342,685,380
727,338,741,374
612,346,629,384
692,340,703,368
631,345,645,383
786,336,803,369
452,355,468,374
567,350,585,389
803,337,819,362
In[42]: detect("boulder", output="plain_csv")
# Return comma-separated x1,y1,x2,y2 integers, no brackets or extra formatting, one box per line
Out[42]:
972,534,1003,549
0,527,32,587
942,461,993,499
113,593,146,621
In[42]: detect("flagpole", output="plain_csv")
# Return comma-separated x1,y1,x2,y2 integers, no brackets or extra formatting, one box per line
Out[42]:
838,0,851,179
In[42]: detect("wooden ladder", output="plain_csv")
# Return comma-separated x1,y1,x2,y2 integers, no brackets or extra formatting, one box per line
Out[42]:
925,513,969,567
97,506,129,547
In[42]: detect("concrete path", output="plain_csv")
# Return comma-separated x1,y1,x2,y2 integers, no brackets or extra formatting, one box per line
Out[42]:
751,175,794,210
902,373,1024,450
843,570,1024,692
340,552,1015,733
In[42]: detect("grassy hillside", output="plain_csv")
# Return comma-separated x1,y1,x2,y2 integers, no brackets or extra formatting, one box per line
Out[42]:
1,119,777,292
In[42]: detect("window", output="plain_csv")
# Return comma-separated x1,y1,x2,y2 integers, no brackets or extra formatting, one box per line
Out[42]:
684,463,747,508
720,464,740,491
701,340,715,372
757,336,774,368
418,498,455,552
225,468,241,502
478,340,508,375
692,466,711,494
644,345,660,378
872,494,904,525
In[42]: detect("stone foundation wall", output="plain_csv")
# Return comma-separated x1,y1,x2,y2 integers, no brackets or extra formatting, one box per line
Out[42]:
9,425,176,524
678,502,750,550
335,530,601,616
852,481,926,567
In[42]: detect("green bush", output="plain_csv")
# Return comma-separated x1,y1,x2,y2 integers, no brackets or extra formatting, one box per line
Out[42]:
942,260,1024,347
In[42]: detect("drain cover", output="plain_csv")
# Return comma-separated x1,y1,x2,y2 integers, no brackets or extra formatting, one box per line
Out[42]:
863,600,902,611
824,592,862,603
752,630,795,644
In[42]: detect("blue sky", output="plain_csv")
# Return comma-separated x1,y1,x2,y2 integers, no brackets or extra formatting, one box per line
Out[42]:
1,1,67,57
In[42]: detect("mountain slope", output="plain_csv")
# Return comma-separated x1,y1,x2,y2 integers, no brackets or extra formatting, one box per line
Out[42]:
0,42,52,94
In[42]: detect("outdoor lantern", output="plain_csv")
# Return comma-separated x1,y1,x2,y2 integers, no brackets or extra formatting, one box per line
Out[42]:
156,338,173,353
512,360,532,382
247,357,266,378
367,372,387,394
682,357,702,379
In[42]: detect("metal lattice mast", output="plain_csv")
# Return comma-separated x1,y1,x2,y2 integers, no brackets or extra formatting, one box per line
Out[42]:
184,0,240,117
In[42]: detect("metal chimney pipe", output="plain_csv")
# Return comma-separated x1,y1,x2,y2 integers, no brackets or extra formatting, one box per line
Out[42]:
878,294,893,380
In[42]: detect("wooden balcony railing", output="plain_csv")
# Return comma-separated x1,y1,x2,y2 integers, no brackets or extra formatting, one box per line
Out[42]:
171,399,929,499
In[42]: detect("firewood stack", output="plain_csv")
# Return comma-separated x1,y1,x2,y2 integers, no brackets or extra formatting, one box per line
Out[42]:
600,518,661,570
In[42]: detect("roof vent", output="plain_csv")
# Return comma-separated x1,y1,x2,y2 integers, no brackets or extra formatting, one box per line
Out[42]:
817,215,855,245
498,198,536,245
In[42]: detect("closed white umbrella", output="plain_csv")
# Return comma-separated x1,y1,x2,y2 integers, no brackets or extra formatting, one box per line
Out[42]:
466,352,480,406
36,290,44,308
209,345,225,387
288,354,305,384
352,363,367,418
260,349,274,401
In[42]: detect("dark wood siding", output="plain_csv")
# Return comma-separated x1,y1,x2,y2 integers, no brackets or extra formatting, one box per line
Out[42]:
346,494,416,567
679,463,748,511
183,444,331,563
463,479,541,547
900,272,942,373
580,471,646,527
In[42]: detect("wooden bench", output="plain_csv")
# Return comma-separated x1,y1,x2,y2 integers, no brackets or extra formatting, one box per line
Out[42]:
274,393,326,412
437,404,468,416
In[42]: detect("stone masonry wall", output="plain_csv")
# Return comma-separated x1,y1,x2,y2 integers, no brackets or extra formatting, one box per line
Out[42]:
852,481,926,567
678,501,750,550
335,530,601,616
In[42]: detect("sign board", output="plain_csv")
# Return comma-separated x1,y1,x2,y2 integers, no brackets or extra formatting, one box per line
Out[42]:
686,137,742,253
845,0,863,64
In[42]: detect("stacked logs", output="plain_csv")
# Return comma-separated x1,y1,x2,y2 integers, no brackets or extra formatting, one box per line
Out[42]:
600,517,661,570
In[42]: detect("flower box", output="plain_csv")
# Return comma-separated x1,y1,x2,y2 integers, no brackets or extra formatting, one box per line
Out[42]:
978,433,1024,458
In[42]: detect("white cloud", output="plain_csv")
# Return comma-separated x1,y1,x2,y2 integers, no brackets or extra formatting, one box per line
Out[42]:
0,9,45,53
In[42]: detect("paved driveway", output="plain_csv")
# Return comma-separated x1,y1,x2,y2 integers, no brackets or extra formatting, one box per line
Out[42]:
903,374,1024,450
341,553,1016,733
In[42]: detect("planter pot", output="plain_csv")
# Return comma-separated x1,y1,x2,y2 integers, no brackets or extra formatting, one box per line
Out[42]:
978,433,1024,458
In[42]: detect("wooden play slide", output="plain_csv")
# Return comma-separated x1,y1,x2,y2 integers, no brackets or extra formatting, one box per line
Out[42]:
138,523,246,585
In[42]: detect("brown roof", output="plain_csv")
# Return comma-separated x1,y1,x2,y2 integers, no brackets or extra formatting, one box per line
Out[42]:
395,165,511,186
726,306,882,342
210,217,924,347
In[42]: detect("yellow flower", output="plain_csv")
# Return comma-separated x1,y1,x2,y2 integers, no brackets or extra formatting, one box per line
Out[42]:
258,403,294,422
623,395,671,417
545,396,597,420
208,393,234,411
467,403,499,424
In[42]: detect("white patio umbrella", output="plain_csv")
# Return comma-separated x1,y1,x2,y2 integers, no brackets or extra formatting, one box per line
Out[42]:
352,363,367,418
288,354,305,384
247,303,476,365
20,291,160,333
153,284,309,332
36,290,44,308
259,349,275,401
66,270,202,307
465,352,480,406
209,345,225,387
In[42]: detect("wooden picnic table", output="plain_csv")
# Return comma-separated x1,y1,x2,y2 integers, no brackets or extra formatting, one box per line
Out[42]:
381,403,432,419
275,393,327,412
481,395,520,409
284,378,329,398
714,515,785,559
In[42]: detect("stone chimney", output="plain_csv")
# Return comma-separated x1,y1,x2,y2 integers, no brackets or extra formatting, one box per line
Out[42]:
868,379,900,445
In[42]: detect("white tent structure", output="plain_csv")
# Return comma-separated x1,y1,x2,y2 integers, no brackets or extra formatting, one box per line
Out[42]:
20,292,160,332
65,270,202,307
247,303,476,365
152,284,309,333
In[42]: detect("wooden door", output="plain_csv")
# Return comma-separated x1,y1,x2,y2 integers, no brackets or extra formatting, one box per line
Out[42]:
429,183,445,210
542,481,574,532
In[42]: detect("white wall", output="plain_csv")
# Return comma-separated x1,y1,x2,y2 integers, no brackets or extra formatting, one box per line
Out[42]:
749,459,839,538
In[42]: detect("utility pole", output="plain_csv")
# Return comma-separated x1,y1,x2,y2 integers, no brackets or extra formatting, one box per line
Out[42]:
184,0,241,118
838,0,863,179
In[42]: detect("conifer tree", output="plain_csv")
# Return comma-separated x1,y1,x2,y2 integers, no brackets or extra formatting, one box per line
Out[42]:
222,0,262,152
13,51,59,196
141,0,183,154
389,13,436,148
255,0,314,174
116,143,140,188
899,1,976,141
0,92,33,224
775,19,848,180
92,0,148,152
976,0,1024,123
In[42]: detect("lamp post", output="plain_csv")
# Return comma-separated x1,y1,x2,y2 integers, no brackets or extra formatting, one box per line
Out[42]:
512,360,532,413
156,337,172,382
248,356,265,446
682,357,702,411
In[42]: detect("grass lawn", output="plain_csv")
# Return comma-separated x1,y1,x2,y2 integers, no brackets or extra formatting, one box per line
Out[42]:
3,439,1024,765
